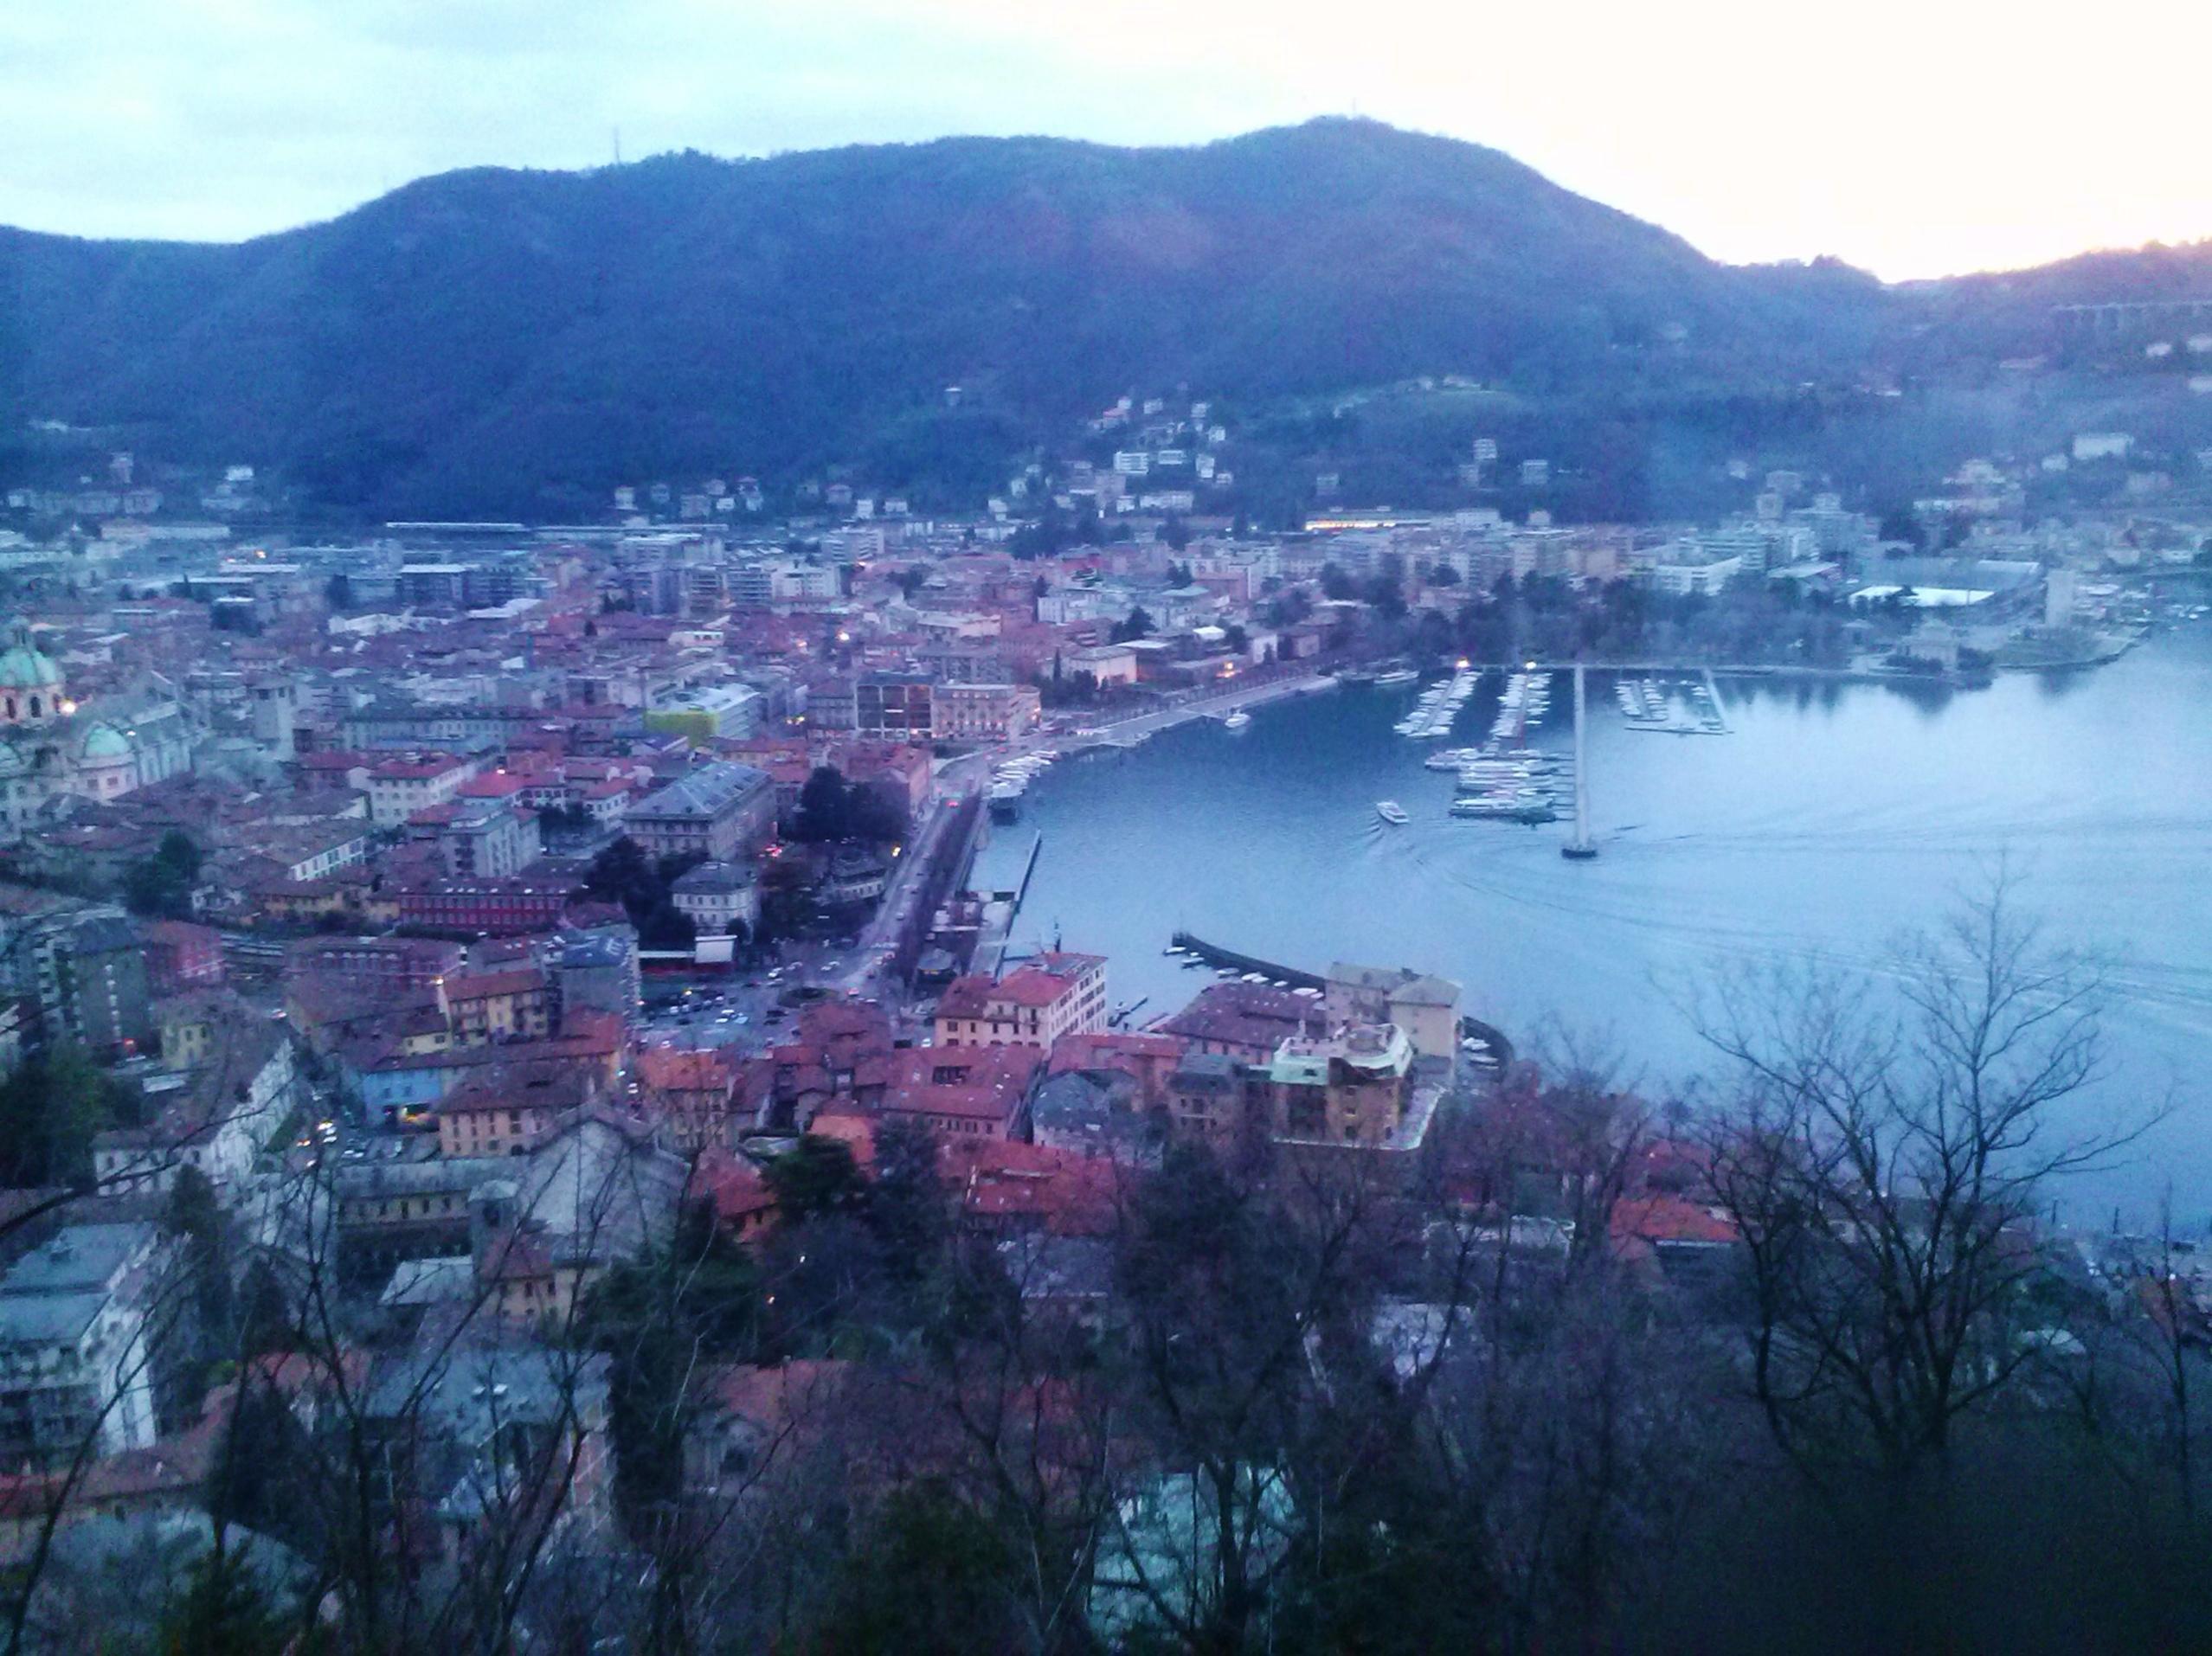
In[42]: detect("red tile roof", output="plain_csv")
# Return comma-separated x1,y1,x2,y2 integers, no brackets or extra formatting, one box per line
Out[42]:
941,1137,1124,1236
884,1044,1042,1126
1609,1195,1740,1248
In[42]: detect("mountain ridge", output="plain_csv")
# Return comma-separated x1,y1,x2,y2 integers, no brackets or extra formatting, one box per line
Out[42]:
1,119,2204,517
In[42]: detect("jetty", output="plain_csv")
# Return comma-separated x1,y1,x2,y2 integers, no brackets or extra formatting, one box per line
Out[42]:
1169,931,1324,990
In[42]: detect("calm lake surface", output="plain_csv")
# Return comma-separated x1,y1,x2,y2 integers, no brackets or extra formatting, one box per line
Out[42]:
974,620,2212,1222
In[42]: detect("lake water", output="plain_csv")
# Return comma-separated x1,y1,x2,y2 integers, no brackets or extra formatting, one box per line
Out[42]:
974,621,2212,1223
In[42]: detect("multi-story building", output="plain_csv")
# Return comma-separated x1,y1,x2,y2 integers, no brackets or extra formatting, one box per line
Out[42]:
29,910,154,1057
1646,555,1743,596
440,967,554,1045
1154,983,1326,1064
643,684,763,745
669,860,761,935
367,754,483,826
634,1045,752,1153
1264,1024,1415,1146
433,1064,588,1159
286,934,466,992
623,761,775,863
334,1147,505,1272
1165,1051,1251,1152
556,927,640,1023
0,1224,161,1469
1061,644,1140,687
93,1011,295,1195
933,953,1108,1049
1325,965,1463,1070
393,876,579,936
142,921,223,995
879,1044,1043,1140
930,682,1041,746
407,799,541,879
854,673,934,741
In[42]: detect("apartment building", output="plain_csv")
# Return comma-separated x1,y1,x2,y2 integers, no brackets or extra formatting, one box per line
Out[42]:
933,953,1108,1049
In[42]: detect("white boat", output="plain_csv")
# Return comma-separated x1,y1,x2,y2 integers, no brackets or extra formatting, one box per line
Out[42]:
1374,668,1420,686
1223,710,1251,731
1375,800,1410,825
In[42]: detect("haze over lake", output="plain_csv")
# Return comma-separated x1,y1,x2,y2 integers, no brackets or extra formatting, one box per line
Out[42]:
980,622,2212,1221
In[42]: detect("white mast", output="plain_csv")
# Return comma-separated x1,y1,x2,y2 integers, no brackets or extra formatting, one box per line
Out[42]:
1563,662,1597,860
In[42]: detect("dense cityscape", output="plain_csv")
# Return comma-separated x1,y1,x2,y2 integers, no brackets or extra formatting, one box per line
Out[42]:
2,0,2212,1627
0,385,2202,1647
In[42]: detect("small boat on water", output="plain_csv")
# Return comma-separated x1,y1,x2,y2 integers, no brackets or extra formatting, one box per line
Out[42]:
1374,667,1420,687
1223,710,1252,731
1375,800,1410,825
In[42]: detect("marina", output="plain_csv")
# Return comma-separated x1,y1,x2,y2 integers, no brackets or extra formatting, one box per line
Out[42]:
974,624,2212,1220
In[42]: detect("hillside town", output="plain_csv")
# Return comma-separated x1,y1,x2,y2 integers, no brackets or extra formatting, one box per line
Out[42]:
0,420,2205,1644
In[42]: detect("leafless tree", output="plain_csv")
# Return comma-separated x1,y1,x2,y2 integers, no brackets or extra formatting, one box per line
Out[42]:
1692,874,2154,1485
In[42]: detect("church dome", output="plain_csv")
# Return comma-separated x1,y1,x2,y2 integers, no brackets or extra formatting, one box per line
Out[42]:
0,619,61,692
76,723,132,763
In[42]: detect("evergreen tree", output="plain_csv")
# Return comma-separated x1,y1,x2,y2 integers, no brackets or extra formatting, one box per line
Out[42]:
156,1544,290,1656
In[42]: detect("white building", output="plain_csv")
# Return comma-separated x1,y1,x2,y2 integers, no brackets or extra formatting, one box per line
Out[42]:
669,861,761,936
93,1014,296,1197
1648,556,1743,596
0,1224,161,1467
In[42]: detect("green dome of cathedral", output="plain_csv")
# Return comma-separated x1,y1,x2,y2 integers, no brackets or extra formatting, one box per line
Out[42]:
77,724,132,762
0,619,61,691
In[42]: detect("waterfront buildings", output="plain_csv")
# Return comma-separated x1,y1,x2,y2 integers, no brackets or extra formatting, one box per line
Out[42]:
930,681,1043,745
0,440,2192,1610
933,953,1109,1049
1264,1024,1416,1146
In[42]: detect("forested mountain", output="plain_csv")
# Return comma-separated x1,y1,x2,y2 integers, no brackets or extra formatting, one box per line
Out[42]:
0,119,2199,517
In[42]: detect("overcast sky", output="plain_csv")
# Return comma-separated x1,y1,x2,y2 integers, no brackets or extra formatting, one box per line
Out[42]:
5,0,2208,279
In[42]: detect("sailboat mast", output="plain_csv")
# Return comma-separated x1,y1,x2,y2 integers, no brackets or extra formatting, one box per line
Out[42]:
1564,661,1597,860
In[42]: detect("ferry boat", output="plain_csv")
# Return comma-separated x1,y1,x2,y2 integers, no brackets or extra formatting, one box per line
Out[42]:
1222,709,1252,731
987,780,1026,822
1374,800,1410,825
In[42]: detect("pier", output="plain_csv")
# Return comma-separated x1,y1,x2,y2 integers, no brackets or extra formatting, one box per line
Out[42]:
988,831,1044,908
1169,931,1325,989
1700,667,1733,734
974,831,1044,976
